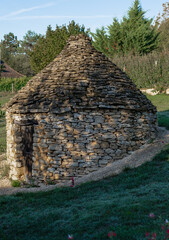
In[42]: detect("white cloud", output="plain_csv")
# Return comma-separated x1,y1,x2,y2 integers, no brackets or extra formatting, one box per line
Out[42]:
1,15,114,20
0,2,55,20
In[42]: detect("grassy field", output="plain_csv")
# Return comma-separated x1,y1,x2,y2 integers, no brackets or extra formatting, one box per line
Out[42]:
0,77,29,92
0,119,6,153
0,92,15,154
146,94,169,112
0,92,169,239
0,92,16,106
0,148,169,239
146,94,169,130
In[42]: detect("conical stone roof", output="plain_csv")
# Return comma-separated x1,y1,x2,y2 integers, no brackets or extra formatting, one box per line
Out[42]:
6,34,156,114
0,60,24,78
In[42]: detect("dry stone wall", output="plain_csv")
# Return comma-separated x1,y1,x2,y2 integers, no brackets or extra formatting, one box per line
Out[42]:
6,34,158,184
6,109,157,184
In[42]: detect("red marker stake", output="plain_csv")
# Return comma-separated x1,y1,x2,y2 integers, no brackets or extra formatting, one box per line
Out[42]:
70,176,74,187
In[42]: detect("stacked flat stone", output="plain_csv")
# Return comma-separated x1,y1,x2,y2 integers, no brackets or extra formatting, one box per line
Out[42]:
6,34,157,183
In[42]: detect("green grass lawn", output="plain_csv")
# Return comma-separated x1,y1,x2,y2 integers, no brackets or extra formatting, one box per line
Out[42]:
0,92,16,106
0,92,169,239
146,94,169,112
0,119,6,154
146,94,169,130
158,112,169,130
0,148,169,240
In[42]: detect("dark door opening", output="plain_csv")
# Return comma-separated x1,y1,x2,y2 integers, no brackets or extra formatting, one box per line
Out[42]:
21,124,34,182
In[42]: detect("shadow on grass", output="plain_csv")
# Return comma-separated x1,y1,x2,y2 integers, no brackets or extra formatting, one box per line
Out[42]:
153,143,169,162
157,111,169,130
0,143,169,240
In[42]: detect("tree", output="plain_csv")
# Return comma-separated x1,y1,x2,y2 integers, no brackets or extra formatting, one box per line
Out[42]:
0,31,39,76
21,30,41,53
0,60,5,80
158,19,169,51
0,43,11,63
90,27,109,56
29,20,90,73
122,0,159,54
155,2,169,51
107,18,124,56
1,33,18,64
91,0,159,57
155,2,169,25
2,32,19,54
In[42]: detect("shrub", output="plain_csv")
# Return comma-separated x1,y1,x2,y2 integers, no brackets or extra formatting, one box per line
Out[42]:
0,77,30,92
11,180,21,187
0,103,5,118
0,164,10,178
113,51,169,90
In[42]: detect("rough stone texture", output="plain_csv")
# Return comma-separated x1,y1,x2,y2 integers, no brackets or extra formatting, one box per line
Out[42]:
0,60,25,78
5,34,158,184
1,127,168,196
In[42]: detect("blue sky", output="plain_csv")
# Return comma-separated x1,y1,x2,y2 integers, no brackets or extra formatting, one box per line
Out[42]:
0,0,164,41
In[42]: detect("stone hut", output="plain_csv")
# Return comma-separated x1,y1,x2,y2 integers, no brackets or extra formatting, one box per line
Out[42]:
6,34,157,184
0,60,24,78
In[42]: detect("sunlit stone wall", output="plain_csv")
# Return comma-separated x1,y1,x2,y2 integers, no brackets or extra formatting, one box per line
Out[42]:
6,109,157,184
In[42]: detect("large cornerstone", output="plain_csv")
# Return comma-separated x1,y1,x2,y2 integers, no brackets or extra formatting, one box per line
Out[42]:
6,34,157,184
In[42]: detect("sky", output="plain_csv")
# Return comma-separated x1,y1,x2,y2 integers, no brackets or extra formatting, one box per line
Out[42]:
0,0,165,41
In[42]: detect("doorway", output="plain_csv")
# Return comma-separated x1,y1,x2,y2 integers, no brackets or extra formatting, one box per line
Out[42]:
20,122,34,182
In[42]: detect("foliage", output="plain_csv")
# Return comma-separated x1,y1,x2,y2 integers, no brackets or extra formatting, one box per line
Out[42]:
2,32,19,55
11,180,21,187
7,53,35,77
21,30,41,53
91,0,159,57
0,118,6,154
113,51,169,89
29,20,90,73
0,106,5,118
155,2,169,26
0,164,10,179
0,100,5,120
0,92,16,106
0,44,34,76
0,31,40,76
146,94,169,112
0,61,5,80
155,2,169,51
144,217,169,240
158,18,169,51
0,77,29,92
90,26,109,55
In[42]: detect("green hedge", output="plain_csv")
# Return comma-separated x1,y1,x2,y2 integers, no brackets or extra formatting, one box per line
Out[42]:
0,77,30,92
113,51,169,90
0,52,169,92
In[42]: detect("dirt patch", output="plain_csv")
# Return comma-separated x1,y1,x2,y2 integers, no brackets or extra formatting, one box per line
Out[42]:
0,127,169,196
